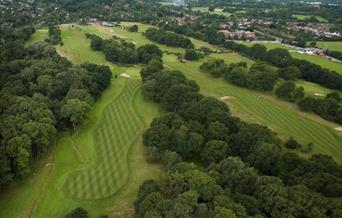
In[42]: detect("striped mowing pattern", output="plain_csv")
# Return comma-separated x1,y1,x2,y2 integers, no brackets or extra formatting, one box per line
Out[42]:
62,79,143,199
214,86,342,161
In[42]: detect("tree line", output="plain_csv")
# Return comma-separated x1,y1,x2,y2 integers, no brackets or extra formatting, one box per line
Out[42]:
0,41,112,190
134,58,342,218
143,28,194,48
326,50,342,61
46,25,63,45
200,59,278,91
159,20,342,91
223,41,342,91
86,33,163,64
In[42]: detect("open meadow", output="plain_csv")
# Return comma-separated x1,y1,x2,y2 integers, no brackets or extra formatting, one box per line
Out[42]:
1,23,341,218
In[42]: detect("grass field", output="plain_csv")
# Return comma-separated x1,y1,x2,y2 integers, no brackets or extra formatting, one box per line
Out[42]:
295,80,338,98
240,41,342,75
25,29,48,46
293,14,328,22
81,23,342,163
0,25,162,217
315,41,342,52
192,7,232,17
162,54,342,162
1,23,342,217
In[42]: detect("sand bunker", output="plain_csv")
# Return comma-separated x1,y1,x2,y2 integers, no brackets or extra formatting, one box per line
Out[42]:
120,73,131,78
314,93,325,97
335,127,342,132
220,96,233,100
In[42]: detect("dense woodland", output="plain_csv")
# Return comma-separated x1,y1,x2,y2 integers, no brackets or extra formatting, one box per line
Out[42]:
135,58,342,218
0,39,111,190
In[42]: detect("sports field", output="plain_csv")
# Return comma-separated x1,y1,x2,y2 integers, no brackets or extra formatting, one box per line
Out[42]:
60,24,342,163
0,25,162,217
1,23,341,217
241,41,342,75
163,54,342,162
89,23,341,162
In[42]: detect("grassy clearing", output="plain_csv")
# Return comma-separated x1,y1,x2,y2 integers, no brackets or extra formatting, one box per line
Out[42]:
25,29,48,46
240,41,342,75
293,14,328,22
315,41,342,52
0,25,162,218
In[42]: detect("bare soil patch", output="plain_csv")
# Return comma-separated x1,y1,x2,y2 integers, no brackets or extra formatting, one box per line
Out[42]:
335,127,342,132
314,93,325,97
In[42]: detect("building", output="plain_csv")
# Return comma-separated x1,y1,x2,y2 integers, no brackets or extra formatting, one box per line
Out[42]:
219,24,230,30
218,30,256,40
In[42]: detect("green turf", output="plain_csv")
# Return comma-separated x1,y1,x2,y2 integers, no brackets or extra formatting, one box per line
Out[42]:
0,25,162,218
240,41,342,75
162,54,342,163
62,79,143,200
2,23,342,217
293,14,328,22
78,24,220,54
315,41,342,52
26,29,48,46
78,24,342,163
294,80,340,98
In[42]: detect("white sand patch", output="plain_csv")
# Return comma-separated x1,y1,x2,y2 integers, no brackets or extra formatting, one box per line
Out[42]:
314,93,325,97
120,73,131,78
220,96,233,100
335,127,342,132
